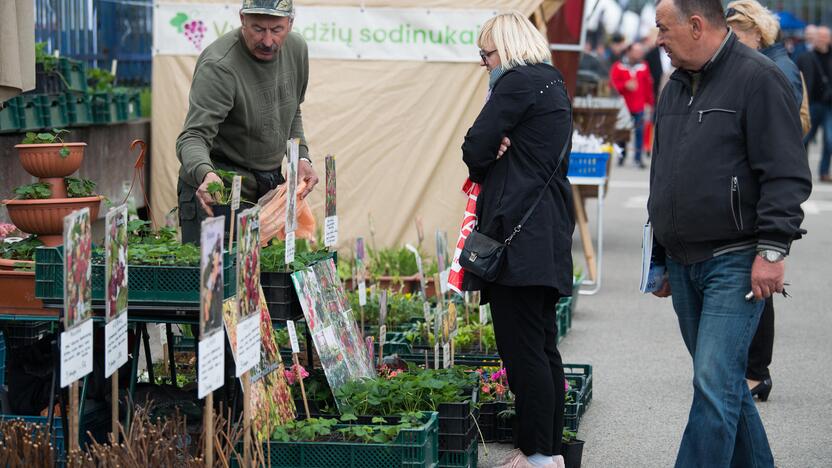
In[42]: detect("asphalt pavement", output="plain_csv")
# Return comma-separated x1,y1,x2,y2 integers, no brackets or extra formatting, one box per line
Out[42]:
478,141,832,467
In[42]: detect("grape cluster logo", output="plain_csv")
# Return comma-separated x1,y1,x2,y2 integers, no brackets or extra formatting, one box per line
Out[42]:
170,12,207,50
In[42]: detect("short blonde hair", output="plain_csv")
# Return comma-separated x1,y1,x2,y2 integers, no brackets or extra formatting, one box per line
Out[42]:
726,0,780,48
477,11,550,68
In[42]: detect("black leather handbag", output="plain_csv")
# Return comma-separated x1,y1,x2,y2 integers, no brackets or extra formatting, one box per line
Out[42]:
459,128,571,282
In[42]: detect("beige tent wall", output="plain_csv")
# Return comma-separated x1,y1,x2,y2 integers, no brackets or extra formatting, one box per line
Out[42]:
0,0,35,101
151,0,562,250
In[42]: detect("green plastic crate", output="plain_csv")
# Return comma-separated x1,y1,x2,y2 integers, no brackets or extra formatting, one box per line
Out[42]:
0,97,25,133
34,246,237,305
66,92,94,126
56,58,87,92
438,436,477,468
91,92,126,124
36,94,70,128
122,90,142,120
19,94,46,131
241,411,439,468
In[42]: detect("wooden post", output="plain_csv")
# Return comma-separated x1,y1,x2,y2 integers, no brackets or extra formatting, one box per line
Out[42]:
243,372,252,467
293,354,311,419
572,186,597,282
69,381,79,453
111,373,118,438
204,393,213,467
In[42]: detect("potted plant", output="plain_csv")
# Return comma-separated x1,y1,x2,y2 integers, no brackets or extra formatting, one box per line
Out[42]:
0,234,42,271
260,239,331,321
561,429,585,468
16,129,86,182
4,176,102,247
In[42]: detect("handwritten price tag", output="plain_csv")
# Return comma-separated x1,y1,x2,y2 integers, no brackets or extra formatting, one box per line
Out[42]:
287,320,300,353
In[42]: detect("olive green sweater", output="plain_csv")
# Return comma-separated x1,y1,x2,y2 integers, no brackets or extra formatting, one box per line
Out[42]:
176,29,309,198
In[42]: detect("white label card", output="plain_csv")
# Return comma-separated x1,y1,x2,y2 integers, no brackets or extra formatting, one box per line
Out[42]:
434,342,440,369
231,175,242,211
439,268,450,294
285,231,296,265
198,330,225,398
479,305,488,325
60,320,94,388
358,280,367,306
324,215,338,247
105,312,129,378
423,302,432,322
443,342,451,369
287,320,301,354
235,312,261,376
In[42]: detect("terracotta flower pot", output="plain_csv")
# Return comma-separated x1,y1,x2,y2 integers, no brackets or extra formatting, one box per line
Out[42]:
15,142,86,178
0,258,35,271
3,196,102,246
0,269,49,313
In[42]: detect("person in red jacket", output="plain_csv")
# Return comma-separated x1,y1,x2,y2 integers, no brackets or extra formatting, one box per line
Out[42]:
610,42,655,168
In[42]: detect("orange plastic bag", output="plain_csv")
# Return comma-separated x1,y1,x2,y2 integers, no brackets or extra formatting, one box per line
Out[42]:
258,180,316,246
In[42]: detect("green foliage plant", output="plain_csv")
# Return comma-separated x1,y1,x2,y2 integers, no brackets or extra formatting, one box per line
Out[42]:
14,182,52,200
21,129,72,157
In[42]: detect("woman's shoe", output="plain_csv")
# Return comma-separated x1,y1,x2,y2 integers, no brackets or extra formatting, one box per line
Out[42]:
750,378,773,402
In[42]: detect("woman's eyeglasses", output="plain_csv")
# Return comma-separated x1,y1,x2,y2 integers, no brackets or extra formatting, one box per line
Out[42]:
479,49,497,63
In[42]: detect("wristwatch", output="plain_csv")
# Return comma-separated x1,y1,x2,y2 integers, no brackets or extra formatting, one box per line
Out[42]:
299,156,312,165
758,250,785,263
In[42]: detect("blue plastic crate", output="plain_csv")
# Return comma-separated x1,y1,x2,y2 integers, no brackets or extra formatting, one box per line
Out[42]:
0,415,65,463
567,152,609,178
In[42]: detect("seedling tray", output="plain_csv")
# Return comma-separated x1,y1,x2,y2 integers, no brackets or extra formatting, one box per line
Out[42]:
438,436,477,468
243,411,439,468
34,246,236,306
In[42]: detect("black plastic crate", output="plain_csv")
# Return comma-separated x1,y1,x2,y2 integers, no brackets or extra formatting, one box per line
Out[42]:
438,436,477,468
439,420,477,452
477,401,507,443
0,321,52,349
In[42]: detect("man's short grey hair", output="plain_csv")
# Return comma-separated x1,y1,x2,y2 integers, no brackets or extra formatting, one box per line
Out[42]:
657,0,728,28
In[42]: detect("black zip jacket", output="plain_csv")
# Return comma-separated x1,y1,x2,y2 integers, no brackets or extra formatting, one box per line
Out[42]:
648,32,812,265
461,63,575,296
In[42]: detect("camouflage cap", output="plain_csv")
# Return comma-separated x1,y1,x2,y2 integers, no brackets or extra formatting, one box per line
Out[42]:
240,0,294,17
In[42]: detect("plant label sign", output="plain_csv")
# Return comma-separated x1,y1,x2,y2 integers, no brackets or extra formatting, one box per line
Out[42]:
104,205,129,378
61,319,94,388
443,342,451,369
235,313,260,377
324,155,338,247
405,244,427,299
235,207,262,376
61,207,93,387
423,302,432,323
285,231,296,265
198,330,225,398
480,305,488,325
439,269,450,294
199,216,226,398
231,175,242,210
287,320,301,354
379,290,388,328
358,277,367,307
285,139,299,234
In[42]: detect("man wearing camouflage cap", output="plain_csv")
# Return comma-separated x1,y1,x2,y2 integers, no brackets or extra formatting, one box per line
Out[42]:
176,0,318,243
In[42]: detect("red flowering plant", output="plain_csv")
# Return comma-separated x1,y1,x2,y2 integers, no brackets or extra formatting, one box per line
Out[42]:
476,367,511,403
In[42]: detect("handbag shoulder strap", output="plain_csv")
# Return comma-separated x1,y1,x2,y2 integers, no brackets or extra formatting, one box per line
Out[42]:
504,122,572,245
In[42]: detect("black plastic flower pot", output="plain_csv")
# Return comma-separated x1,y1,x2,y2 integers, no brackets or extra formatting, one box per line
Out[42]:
561,439,585,468
261,271,303,321
212,204,234,238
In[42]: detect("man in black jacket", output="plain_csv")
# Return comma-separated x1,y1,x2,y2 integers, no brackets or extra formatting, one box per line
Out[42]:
649,1,812,467
797,26,832,182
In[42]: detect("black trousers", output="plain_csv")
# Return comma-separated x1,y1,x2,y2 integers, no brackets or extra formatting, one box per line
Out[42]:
487,283,565,457
746,297,774,381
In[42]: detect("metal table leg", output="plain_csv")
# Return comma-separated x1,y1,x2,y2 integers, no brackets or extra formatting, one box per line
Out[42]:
166,323,177,386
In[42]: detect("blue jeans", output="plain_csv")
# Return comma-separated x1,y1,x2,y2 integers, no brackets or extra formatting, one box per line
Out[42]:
632,111,644,163
666,251,774,468
805,103,832,176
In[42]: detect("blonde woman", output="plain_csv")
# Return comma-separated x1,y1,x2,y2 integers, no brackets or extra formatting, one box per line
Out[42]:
461,12,574,468
726,0,806,403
